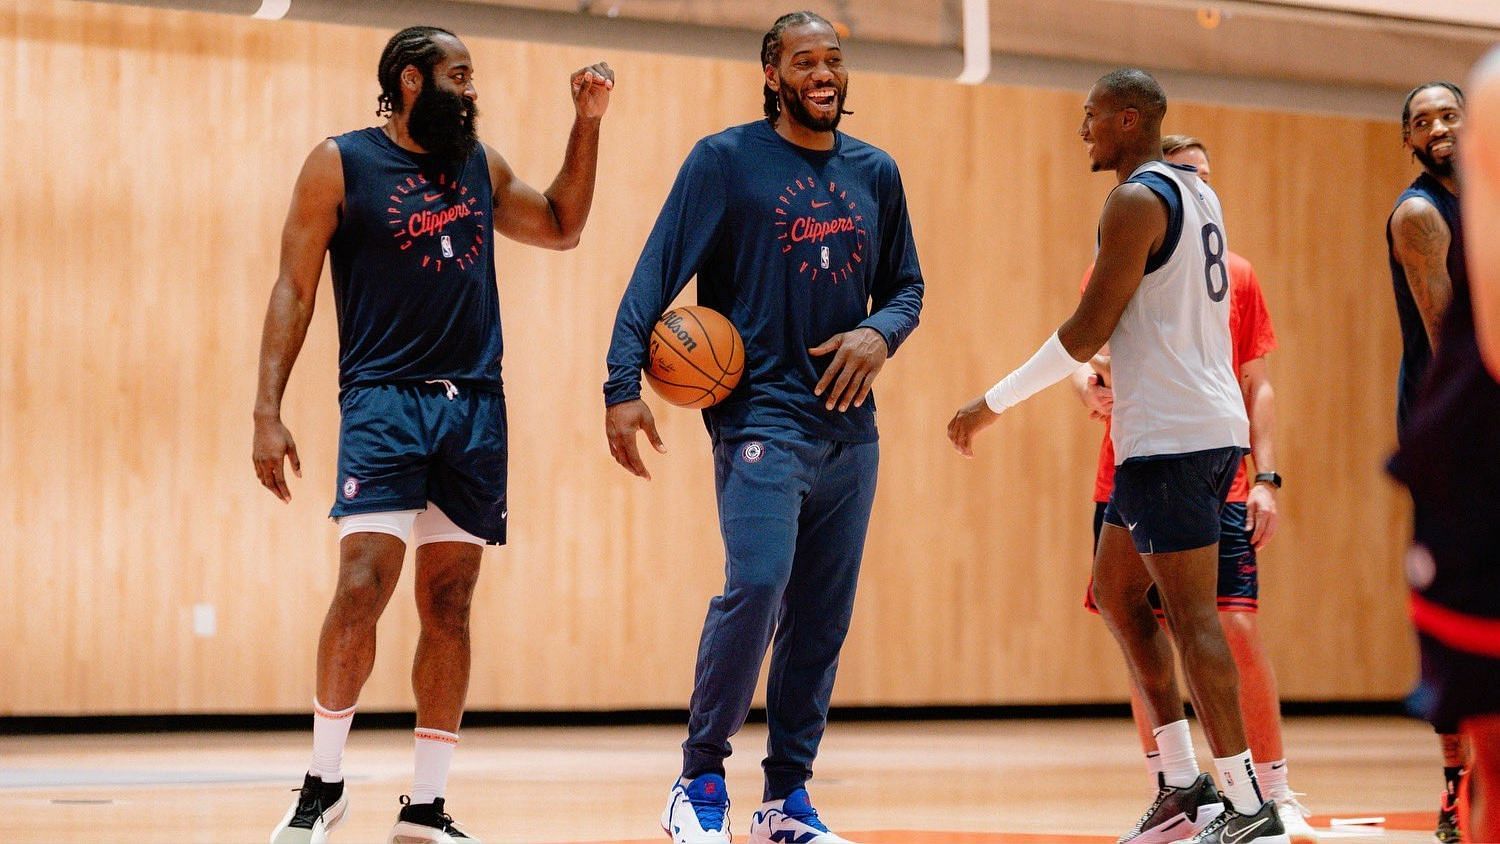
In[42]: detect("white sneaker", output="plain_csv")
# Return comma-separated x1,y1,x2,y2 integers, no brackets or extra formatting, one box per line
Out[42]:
1274,794,1317,844
748,788,854,844
662,774,731,844
270,773,349,844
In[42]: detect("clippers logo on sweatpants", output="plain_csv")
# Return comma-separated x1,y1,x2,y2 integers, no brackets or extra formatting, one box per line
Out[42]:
742,442,765,463
342,477,360,500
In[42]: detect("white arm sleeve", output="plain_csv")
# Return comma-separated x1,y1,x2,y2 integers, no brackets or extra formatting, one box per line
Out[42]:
984,332,1085,414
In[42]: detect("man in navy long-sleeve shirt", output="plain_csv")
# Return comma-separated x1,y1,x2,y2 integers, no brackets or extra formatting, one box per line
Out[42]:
603,12,923,844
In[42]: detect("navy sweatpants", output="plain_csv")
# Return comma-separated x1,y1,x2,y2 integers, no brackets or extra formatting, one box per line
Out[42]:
681,427,879,801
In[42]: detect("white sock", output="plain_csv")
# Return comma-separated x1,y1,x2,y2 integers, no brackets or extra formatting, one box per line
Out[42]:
412,728,459,805
309,698,356,783
1145,750,1164,777
1215,749,1265,814
1152,720,1200,788
1255,758,1290,802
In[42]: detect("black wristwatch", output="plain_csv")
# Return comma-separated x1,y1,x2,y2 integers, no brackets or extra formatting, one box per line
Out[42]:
1254,471,1282,489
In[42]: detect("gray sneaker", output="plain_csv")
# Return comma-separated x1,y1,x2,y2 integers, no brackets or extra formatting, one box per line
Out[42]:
1117,773,1225,844
1175,799,1291,844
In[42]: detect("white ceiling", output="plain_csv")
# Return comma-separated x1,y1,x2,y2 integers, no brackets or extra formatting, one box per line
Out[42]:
1254,0,1500,28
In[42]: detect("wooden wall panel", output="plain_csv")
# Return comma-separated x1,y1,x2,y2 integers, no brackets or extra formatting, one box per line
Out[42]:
0,0,1417,715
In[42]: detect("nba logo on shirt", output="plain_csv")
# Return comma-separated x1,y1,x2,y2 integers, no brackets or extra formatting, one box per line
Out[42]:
440,235,454,258
820,245,830,269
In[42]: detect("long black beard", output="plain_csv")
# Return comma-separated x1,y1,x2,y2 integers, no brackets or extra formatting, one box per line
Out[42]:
408,83,478,163
779,77,847,133
1414,143,1455,179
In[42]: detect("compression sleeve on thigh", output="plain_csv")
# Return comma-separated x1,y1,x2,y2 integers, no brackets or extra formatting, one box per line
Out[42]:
984,332,1083,413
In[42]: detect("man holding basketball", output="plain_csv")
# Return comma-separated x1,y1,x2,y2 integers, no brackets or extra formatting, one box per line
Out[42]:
949,70,1287,843
603,12,923,843
252,25,612,843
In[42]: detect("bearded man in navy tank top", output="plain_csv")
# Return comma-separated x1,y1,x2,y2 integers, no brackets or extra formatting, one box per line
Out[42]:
603,12,923,844
252,26,613,844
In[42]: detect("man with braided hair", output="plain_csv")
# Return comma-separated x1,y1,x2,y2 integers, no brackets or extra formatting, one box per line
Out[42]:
604,11,923,844
254,25,612,844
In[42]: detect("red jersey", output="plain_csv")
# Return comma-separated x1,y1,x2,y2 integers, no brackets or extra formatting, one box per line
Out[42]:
1085,252,1277,503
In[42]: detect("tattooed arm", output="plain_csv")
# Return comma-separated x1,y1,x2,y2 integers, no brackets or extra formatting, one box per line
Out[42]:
1391,197,1455,350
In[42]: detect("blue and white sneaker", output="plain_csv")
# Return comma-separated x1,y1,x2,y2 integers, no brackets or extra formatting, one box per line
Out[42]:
661,774,731,843
748,788,854,844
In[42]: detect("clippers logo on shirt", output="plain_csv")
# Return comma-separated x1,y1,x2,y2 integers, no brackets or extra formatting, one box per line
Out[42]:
774,175,867,284
386,171,487,274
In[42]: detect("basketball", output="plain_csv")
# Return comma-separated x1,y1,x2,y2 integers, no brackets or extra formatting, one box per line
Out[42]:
645,305,744,408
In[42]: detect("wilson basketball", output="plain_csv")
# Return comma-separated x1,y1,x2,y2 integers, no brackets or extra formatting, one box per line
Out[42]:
645,306,745,409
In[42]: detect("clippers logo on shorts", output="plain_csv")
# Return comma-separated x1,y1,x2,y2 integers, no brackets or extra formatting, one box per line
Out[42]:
774,175,866,285
742,442,765,463
342,477,360,500
386,172,486,274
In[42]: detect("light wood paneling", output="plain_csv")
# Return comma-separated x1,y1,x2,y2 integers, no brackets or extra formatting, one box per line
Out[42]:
0,0,1417,714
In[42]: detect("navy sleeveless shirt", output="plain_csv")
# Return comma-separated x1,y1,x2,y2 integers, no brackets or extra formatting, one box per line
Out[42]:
329,128,502,393
1388,190,1500,622
1387,172,1465,433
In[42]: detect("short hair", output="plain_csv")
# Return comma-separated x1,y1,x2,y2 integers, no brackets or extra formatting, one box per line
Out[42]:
377,26,457,118
1161,134,1209,160
760,11,838,123
1401,81,1465,141
1094,68,1167,127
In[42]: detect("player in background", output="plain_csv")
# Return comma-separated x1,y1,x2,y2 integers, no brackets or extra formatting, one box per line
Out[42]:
1386,80,1471,842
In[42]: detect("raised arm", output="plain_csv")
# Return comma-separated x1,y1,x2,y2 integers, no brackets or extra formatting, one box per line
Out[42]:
1390,196,1454,351
489,62,614,251
252,140,344,501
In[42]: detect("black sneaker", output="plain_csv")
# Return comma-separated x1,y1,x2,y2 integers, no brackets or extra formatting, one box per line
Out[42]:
1177,799,1291,844
1435,788,1461,843
270,772,349,844
1118,773,1226,844
388,795,480,843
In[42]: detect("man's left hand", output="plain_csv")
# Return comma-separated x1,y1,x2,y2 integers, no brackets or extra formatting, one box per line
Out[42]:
1245,482,1278,549
571,62,615,119
810,327,888,411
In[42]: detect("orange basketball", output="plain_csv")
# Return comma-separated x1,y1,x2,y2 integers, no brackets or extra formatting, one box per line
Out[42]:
645,305,745,409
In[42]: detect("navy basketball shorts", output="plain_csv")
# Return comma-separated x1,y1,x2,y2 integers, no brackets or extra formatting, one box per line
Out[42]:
1086,501,1258,614
330,381,508,545
1102,446,1245,555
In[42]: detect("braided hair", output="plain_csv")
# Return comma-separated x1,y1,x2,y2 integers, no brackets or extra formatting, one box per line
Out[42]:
760,11,837,123
376,25,456,118
1401,81,1464,143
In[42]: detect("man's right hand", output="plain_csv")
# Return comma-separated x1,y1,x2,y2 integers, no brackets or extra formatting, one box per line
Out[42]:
605,399,667,480
253,415,301,502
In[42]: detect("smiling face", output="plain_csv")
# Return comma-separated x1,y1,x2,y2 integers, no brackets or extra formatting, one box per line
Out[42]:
766,21,848,134
1405,86,1464,178
1080,86,1129,173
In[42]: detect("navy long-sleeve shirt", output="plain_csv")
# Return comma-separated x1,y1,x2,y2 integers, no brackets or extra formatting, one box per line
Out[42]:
604,120,924,443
